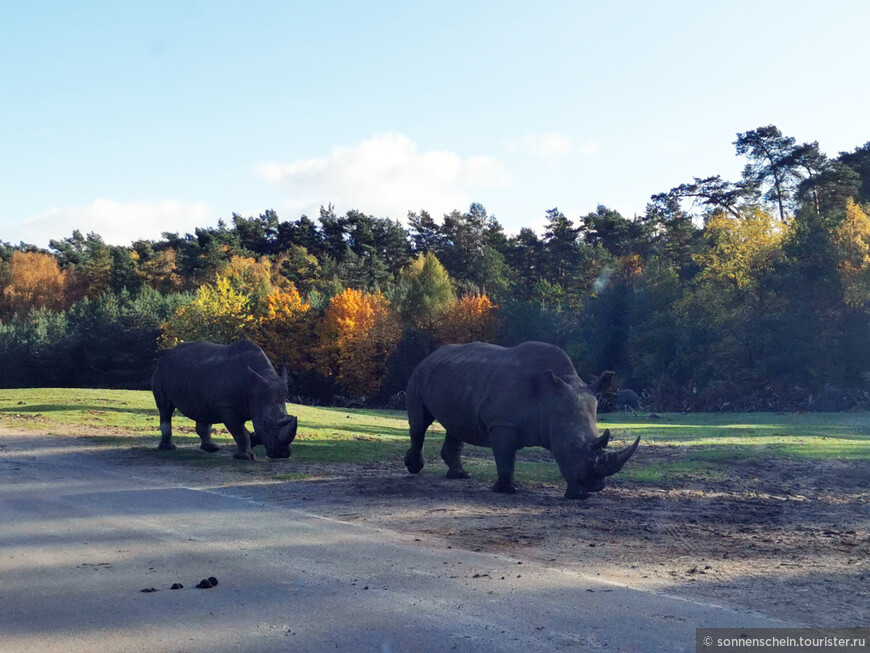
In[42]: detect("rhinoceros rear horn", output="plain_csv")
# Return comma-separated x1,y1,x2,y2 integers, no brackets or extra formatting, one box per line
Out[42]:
593,429,611,450
602,436,640,475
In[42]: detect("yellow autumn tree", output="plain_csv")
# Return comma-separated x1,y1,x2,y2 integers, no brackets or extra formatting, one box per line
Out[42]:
319,288,401,396
158,276,255,349
434,294,498,345
694,207,788,291
1,251,68,316
220,255,274,305
832,199,870,308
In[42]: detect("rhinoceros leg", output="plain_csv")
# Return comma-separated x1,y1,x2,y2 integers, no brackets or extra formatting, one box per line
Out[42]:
441,433,470,479
155,400,176,451
224,418,256,461
489,426,519,494
196,422,220,453
404,402,434,474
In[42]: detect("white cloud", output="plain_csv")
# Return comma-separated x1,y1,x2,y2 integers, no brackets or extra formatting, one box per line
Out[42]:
507,132,598,159
18,199,214,247
253,133,512,220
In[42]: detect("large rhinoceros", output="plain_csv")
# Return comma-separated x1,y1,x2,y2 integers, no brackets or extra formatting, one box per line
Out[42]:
404,341,639,499
151,340,297,460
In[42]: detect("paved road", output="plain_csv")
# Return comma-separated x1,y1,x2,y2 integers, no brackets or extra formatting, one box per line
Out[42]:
0,431,788,652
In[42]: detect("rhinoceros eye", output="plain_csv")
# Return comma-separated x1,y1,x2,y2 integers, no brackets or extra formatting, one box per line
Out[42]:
591,453,607,473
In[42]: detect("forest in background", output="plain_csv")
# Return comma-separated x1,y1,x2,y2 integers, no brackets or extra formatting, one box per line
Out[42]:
2,125,869,411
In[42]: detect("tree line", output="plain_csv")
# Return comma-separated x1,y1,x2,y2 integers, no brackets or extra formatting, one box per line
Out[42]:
2,125,869,411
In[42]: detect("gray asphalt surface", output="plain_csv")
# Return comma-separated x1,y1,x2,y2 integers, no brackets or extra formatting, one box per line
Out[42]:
0,431,789,652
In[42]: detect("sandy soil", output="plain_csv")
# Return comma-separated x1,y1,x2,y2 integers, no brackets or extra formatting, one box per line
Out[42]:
3,425,868,627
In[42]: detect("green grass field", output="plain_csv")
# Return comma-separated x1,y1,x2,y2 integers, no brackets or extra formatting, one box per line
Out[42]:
0,388,867,488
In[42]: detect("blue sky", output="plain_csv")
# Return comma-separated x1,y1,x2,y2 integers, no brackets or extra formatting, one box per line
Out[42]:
3,0,868,247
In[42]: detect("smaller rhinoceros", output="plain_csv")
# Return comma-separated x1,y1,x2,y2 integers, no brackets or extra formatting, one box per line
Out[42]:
151,340,297,460
616,388,644,414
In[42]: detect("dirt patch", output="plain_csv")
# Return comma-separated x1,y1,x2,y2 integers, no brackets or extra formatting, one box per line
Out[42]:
3,427,868,627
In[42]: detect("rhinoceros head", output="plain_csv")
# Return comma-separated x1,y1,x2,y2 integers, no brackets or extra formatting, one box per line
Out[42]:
544,370,640,499
248,367,298,459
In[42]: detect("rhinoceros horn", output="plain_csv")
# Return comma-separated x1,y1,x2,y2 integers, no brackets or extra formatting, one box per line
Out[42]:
601,436,640,475
593,429,611,450
278,415,297,444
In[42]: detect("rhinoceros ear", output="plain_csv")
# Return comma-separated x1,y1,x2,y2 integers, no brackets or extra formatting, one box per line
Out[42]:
545,370,573,394
247,366,270,389
588,370,614,395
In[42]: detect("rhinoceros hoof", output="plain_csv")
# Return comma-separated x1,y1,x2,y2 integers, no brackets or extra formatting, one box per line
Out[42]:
234,451,256,461
157,443,176,451
200,443,220,453
446,470,471,479
492,480,518,494
564,489,590,500
404,450,424,474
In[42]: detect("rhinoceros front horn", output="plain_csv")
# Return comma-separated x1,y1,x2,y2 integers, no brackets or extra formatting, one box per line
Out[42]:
279,416,298,444
602,436,640,475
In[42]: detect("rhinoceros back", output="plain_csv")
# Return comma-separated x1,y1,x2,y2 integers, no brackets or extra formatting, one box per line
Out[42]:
152,340,279,424
407,341,580,444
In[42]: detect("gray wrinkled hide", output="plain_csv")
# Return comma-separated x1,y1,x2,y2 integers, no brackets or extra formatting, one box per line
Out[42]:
404,341,639,499
151,340,297,460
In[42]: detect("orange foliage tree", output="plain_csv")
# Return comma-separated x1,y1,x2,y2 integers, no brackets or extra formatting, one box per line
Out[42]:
434,294,498,345
1,251,68,316
319,288,401,395
254,285,315,372
133,248,182,293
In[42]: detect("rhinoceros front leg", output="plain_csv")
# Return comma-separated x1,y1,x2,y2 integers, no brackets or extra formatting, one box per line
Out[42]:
441,433,470,479
224,418,256,461
489,426,519,494
196,422,220,453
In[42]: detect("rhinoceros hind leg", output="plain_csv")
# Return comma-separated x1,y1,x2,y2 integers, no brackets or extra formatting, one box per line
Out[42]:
196,422,220,453
157,414,176,451
441,433,470,479
154,391,176,450
404,404,433,474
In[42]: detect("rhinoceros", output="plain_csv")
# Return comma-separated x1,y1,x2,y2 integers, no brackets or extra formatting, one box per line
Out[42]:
151,340,297,460
616,388,644,414
404,341,639,499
